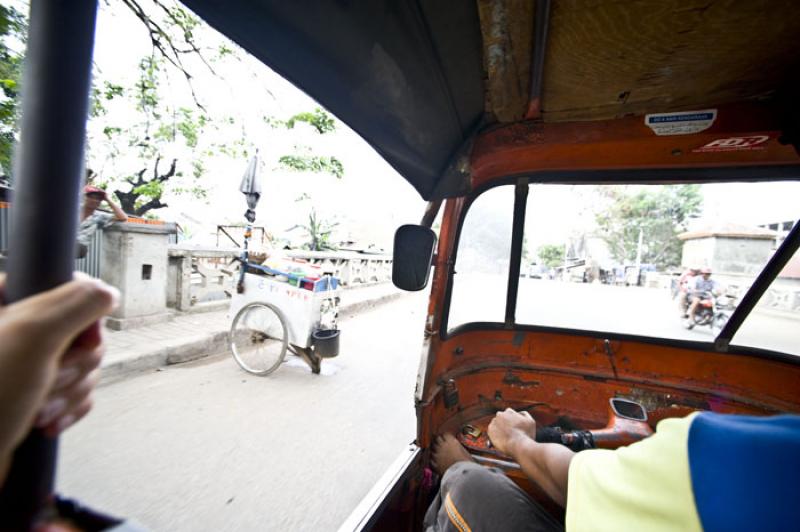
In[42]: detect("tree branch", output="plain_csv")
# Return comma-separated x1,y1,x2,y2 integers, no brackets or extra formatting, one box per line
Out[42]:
120,0,208,112
134,197,168,216
153,155,161,181
156,158,177,182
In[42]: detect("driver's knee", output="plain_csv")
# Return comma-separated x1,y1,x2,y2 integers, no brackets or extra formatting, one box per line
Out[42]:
426,462,562,531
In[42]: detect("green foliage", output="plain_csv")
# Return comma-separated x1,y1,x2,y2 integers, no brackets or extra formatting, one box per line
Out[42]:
135,56,161,115
595,185,703,269
0,3,25,175
279,153,344,179
103,81,124,100
285,108,336,134
262,115,285,129
537,244,565,268
133,180,164,199
98,55,222,216
292,208,339,251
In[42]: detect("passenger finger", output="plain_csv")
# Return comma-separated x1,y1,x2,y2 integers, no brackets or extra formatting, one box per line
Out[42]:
43,397,93,438
35,369,99,428
51,345,104,392
7,277,118,351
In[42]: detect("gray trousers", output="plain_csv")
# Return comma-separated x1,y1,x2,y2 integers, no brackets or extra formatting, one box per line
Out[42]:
423,462,563,532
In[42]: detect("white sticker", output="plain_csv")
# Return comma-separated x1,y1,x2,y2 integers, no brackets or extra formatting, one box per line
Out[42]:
645,109,717,136
693,135,770,153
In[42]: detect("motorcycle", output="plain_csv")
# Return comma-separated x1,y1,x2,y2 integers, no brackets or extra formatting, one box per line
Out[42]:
684,291,737,332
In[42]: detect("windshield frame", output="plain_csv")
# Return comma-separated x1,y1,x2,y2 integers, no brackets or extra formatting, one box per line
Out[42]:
440,168,800,364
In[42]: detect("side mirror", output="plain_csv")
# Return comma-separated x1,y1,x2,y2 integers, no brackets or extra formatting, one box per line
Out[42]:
392,224,436,291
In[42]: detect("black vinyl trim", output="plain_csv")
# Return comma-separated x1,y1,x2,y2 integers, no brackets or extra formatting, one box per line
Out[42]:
505,180,528,325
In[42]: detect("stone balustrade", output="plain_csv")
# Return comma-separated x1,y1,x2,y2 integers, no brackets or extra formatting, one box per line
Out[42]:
167,247,393,312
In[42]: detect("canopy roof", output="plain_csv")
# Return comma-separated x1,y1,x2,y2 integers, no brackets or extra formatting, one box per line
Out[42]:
182,0,800,199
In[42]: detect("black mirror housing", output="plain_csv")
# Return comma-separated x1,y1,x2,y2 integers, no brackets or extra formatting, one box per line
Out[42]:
392,224,436,291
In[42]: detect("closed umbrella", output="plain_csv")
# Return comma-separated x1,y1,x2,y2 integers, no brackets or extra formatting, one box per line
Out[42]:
236,152,262,292
239,151,262,223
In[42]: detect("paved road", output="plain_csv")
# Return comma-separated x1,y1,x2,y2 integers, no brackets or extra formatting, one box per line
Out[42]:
59,291,429,531
58,278,797,531
451,276,798,356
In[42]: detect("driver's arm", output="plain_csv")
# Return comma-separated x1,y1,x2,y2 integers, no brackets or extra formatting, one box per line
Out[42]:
488,408,575,506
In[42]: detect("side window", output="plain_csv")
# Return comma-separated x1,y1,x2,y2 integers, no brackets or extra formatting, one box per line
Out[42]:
448,186,514,330
732,242,799,356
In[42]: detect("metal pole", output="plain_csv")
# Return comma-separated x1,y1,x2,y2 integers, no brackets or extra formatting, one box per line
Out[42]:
0,0,98,526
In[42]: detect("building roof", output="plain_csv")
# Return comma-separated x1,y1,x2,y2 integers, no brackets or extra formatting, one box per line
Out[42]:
678,222,777,241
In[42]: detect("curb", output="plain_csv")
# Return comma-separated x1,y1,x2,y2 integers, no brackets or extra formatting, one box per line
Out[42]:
100,288,407,384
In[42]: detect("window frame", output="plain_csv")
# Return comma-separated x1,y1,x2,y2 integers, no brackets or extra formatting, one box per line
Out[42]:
439,168,800,364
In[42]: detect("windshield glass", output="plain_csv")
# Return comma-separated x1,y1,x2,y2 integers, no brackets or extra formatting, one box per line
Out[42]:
448,181,799,356
731,239,799,355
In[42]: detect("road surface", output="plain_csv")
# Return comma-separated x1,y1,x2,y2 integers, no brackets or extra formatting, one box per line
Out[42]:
59,291,429,531
58,279,797,530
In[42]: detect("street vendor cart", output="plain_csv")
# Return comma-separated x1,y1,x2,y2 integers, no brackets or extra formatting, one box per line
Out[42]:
229,262,341,375
228,153,340,376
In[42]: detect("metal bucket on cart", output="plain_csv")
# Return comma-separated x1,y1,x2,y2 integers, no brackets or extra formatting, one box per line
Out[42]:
312,328,340,358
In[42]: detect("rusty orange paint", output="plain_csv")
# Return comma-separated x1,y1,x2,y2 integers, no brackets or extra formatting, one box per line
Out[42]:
470,102,800,188
414,98,800,462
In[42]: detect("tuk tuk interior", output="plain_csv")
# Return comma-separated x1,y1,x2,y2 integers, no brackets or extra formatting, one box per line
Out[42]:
3,0,799,530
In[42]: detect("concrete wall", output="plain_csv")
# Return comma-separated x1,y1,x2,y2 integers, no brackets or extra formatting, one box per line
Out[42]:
681,237,715,269
682,236,775,276
712,237,774,276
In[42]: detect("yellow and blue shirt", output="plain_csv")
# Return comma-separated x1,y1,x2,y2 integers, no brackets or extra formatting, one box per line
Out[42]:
566,412,800,531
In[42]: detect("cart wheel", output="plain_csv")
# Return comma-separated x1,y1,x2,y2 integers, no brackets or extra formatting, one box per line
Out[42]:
230,302,289,376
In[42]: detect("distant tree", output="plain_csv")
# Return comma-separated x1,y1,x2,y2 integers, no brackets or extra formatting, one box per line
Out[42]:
92,56,220,216
0,1,345,217
595,185,702,269
289,208,339,251
271,107,344,179
0,4,25,175
537,244,565,268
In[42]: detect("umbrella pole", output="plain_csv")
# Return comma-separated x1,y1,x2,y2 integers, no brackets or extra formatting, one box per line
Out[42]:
0,0,99,526
236,223,252,293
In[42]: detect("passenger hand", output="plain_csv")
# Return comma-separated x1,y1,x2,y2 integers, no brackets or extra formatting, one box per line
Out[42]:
488,408,537,458
0,273,117,481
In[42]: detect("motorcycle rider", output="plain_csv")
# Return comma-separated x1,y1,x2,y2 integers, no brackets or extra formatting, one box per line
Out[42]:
677,267,700,317
686,267,721,329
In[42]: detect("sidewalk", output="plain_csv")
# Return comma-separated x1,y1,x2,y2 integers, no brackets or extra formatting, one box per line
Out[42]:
101,282,405,384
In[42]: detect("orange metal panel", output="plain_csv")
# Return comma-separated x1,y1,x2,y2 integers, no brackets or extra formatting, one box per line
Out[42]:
470,102,800,187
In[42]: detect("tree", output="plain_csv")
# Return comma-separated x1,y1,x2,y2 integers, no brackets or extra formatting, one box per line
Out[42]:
537,244,564,268
289,208,339,251
0,4,25,175
0,1,346,220
595,185,702,269
91,55,219,216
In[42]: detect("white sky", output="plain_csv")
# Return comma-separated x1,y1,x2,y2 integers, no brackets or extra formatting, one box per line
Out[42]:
7,1,800,249
89,1,426,249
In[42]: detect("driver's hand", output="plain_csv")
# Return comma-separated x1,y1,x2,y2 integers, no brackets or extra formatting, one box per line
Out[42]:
488,408,537,458
0,274,117,483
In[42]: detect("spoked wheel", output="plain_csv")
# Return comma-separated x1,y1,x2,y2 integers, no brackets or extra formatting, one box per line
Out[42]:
230,302,289,375
712,313,730,333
